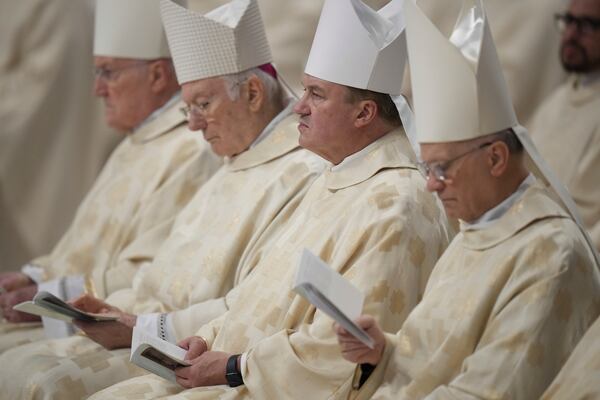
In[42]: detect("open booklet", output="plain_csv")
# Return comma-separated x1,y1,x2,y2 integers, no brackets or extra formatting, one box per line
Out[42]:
12,290,118,323
130,326,191,383
293,249,375,349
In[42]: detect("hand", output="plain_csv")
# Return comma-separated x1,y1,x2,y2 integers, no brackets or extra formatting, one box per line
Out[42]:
69,293,121,314
73,312,137,350
0,272,34,292
175,351,231,388
0,285,40,323
178,336,208,361
334,315,386,365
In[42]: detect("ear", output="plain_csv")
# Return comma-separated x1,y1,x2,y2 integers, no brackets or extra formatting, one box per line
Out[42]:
244,75,266,112
148,61,168,93
354,100,378,128
488,141,510,177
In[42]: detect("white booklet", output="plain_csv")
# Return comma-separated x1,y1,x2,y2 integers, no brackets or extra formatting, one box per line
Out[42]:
13,291,118,323
293,249,375,349
130,327,191,383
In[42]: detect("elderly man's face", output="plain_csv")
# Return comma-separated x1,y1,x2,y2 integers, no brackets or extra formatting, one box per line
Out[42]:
294,74,360,163
420,141,492,222
560,0,600,73
93,56,152,131
181,77,252,157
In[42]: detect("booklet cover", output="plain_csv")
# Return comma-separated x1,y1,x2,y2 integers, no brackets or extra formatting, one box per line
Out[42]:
130,326,191,383
13,291,118,323
293,248,375,349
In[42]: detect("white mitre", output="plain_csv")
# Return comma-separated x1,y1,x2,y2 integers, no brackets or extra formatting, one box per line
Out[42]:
304,0,419,156
405,0,598,264
94,0,185,59
305,0,407,96
159,0,272,84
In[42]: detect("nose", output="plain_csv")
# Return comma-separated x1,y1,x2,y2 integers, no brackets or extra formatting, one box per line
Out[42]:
425,176,445,193
94,76,107,97
293,92,310,116
188,114,207,131
563,21,580,41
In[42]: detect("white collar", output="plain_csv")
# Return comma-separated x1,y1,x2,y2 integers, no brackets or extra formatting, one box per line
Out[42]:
250,98,295,149
465,174,536,230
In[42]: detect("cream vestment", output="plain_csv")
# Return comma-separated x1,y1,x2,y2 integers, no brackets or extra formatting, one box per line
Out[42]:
0,99,220,349
351,183,600,400
88,128,453,400
0,113,326,400
529,76,600,253
540,315,600,400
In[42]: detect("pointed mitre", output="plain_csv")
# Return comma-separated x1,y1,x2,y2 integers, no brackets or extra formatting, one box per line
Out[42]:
159,0,272,84
405,0,599,265
94,0,185,59
405,0,517,143
304,0,408,95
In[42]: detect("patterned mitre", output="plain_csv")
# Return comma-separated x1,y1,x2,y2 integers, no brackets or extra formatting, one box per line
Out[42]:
94,0,186,59
159,0,272,84
305,0,407,95
405,0,599,264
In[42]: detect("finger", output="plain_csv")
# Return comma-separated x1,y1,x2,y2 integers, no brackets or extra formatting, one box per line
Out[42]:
355,315,377,330
175,376,191,389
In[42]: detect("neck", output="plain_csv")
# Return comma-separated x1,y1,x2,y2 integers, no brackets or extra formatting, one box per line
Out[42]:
331,120,398,165
471,163,529,223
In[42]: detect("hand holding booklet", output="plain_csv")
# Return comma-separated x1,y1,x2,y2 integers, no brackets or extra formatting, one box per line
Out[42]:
130,326,190,383
293,248,375,349
12,291,118,323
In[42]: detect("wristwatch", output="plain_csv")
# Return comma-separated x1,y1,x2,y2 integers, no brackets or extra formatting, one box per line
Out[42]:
225,354,244,387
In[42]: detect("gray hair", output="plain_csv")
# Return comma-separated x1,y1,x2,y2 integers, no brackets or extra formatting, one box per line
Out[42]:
486,128,524,154
221,67,283,107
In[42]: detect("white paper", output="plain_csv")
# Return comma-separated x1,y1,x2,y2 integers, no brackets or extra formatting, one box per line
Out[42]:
293,249,375,349
12,291,118,323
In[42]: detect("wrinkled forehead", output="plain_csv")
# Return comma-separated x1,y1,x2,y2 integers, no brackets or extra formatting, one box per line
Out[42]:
301,73,346,94
181,76,227,101
419,138,480,162
93,56,141,68
569,0,600,17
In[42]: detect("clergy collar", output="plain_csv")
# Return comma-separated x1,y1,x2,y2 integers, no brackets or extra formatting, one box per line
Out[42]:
461,181,570,250
323,128,417,191
249,99,295,149
130,92,186,144
226,107,301,172
570,73,600,105
464,174,535,230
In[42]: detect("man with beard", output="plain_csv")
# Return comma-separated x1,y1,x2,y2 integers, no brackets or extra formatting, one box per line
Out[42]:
529,0,600,252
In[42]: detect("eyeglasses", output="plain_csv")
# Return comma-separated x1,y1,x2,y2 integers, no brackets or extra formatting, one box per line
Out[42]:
417,142,492,182
554,13,600,35
180,77,249,119
93,62,147,82
180,101,211,119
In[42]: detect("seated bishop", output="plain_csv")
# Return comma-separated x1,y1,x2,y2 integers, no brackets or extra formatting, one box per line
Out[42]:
88,0,454,399
334,1,600,399
0,0,220,350
0,0,327,399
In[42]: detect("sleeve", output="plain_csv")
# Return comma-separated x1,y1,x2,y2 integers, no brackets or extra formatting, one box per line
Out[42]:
241,216,431,399
422,245,600,399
